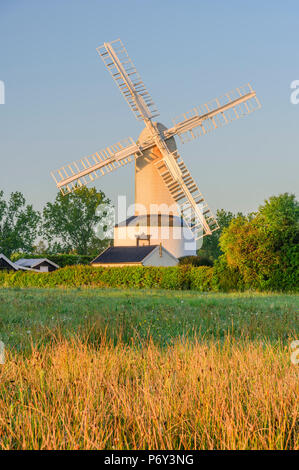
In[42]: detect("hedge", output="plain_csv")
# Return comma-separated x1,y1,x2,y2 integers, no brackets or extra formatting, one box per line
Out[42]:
0,265,215,291
1,264,295,291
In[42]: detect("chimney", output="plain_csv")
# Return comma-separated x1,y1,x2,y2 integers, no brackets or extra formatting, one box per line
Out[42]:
159,243,162,257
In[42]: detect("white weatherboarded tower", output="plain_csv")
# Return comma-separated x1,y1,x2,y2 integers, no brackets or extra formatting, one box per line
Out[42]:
52,39,261,260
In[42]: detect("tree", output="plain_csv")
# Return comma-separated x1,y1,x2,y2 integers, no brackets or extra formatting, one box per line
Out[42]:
0,191,40,257
219,215,276,287
198,209,243,261
219,193,299,290
257,193,299,247
42,186,112,255
33,240,48,255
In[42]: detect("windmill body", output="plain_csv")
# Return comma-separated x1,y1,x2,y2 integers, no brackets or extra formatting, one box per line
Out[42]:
135,122,179,216
51,39,261,262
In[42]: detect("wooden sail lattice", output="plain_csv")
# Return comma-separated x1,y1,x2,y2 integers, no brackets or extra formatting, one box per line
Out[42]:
97,39,159,121
51,137,141,195
155,151,219,239
52,40,261,240
169,83,261,143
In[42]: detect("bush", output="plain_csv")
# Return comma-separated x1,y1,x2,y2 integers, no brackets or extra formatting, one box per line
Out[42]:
257,244,299,292
212,256,244,292
1,264,294,292
0,265,214,291
218,193,299,292
179,255,213,267
189,266,214,291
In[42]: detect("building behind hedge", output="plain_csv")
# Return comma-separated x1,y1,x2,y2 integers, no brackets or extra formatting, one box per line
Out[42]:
91,245,178,267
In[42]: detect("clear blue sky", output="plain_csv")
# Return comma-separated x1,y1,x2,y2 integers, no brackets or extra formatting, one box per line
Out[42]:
0,0,298,214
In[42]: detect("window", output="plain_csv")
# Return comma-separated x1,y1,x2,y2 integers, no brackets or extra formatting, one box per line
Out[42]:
40,266,49,272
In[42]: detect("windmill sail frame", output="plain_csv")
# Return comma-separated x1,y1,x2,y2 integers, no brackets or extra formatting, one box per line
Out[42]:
155,150,219,239
96,39,159,121
51,39,261,240
166,83,261,143
51,137,141,196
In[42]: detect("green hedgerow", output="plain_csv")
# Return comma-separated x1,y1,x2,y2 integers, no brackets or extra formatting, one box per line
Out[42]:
0,265,214,291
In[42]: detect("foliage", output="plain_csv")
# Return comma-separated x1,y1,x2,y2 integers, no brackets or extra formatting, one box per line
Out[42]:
0,259,297,292
0,191,40,257
179,255,213,267
1,189,298,292
42,187,111,255
198,209,243,260
32,240,47,254
189,266,214,291
219,193,299,291
0,265,214,291
212,255,244,292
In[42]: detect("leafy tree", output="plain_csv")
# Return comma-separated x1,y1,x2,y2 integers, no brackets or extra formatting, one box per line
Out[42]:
33,240,48,255
198,209,243,261
219,215,276,287
42,186,112,255
257,193,299,246
0,191,40,257
219,193,299,290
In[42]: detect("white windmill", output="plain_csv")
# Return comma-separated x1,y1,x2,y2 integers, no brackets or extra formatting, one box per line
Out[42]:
51,39,261,261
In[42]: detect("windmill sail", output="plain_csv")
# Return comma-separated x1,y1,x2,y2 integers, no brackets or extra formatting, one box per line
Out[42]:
51,37,261,252
154,149,219,239
51,137,141,195
166,83,261,143
97,39,159,121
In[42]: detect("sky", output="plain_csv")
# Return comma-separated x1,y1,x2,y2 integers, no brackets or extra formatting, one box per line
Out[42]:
0,0,298,216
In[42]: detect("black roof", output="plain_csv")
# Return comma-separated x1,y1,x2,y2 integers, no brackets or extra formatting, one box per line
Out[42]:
14,258,59,268
92,245,158,264
0,253,18,271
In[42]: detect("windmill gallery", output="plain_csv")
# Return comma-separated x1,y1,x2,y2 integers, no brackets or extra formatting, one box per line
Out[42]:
51,39,261,266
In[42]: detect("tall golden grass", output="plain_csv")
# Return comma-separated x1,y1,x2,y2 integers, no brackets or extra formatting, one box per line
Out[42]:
0,337,298,450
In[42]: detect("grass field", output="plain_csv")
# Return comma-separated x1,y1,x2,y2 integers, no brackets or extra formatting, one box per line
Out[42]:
0,288,298,450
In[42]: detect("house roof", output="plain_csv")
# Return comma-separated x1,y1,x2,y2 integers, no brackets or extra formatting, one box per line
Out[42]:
0,253,18,270
14,258,59,269
91,245,159,264
0,254,39,272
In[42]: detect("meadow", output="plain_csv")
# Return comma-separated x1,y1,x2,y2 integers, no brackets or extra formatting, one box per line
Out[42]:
0,288,298,450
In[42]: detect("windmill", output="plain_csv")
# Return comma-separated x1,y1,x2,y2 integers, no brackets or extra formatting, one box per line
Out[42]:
51,39,261,258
